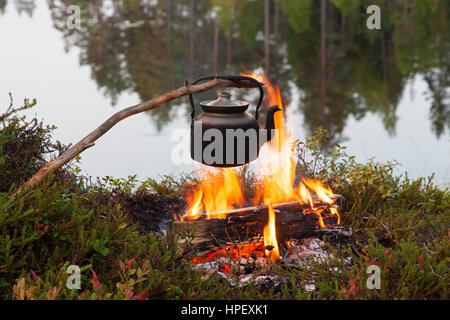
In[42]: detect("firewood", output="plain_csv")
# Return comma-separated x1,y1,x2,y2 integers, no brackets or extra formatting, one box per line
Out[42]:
171,197,349,253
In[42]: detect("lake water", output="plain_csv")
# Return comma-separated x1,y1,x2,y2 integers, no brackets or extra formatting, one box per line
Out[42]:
1,1,449,187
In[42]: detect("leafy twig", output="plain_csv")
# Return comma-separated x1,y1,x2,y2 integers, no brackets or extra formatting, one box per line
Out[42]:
1,95,37,122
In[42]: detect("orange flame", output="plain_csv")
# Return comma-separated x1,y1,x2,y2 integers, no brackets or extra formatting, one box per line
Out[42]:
330,207,341,225
184,189,203,221
183,168,244,220
243,71,340,221
248,73,298,205
302,178,334,204
264,205,280,261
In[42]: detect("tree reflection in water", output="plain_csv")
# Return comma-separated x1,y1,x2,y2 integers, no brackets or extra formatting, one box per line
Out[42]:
3,0,449,144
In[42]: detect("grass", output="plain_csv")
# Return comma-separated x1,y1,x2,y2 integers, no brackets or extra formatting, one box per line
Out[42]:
0,102,448,300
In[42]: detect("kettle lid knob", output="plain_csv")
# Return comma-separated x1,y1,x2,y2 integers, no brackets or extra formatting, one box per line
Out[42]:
218,91,231,99
205,91,244,107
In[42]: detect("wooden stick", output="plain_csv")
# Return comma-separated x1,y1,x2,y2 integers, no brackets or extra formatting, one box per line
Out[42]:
15,79,259,195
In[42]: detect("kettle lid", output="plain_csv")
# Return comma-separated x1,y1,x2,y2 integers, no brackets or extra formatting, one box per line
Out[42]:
200,91,249,113
205,91,247,107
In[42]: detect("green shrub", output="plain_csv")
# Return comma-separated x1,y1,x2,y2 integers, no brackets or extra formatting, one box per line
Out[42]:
0,99,71,192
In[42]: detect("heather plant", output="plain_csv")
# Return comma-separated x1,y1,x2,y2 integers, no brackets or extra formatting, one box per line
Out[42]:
0,97,80,193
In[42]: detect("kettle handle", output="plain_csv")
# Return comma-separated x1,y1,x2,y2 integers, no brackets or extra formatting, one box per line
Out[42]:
188,75,265,121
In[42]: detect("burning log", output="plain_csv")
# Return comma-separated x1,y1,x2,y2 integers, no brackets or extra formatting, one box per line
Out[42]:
171,195,351,253
185,194,343,218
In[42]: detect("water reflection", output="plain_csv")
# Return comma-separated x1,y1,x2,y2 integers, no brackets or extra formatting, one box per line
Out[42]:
3,0,449,142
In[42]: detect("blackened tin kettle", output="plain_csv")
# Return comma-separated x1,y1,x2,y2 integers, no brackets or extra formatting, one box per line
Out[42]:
189,75,281,167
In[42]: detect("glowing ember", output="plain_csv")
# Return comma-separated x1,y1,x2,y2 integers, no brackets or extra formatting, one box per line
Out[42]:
190,243,266,275
191,243,265,265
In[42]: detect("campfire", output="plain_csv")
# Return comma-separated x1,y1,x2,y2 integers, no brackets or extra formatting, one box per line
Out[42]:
172,73,351,281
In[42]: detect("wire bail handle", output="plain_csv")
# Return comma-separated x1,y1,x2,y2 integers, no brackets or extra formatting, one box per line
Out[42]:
188,75,265,121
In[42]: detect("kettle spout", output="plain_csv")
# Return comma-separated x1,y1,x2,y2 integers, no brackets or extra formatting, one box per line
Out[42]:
263,105,282,142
